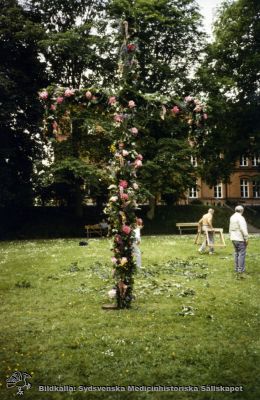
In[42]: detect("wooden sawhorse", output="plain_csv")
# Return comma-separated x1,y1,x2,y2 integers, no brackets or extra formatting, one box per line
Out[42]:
194,228,226,248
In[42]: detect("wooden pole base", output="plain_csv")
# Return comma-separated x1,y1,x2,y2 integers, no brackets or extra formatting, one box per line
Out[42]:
102,304,119,310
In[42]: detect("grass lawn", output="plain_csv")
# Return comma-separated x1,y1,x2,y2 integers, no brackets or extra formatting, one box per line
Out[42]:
0,235,259,400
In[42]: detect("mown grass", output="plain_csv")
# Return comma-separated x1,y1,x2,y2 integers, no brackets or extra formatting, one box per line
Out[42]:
0,235,259,400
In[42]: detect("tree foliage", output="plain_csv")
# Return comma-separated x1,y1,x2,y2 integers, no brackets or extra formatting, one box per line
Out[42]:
32,0,206,212
1,0,209,211
0,0,47,207
109,0,205,94
196,0,260,185
22,1,117,212
28,0,115,87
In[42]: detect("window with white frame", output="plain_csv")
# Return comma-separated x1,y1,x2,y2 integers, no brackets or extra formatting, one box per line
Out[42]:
189,183,198,198
240,156,248,166
252,181,260,198
240,179,249,198
252,155,260,167
214,183,222,198
190,155,197,167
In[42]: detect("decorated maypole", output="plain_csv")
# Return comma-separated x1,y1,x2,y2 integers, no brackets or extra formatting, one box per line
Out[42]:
105,19,143,309
39,12,208,311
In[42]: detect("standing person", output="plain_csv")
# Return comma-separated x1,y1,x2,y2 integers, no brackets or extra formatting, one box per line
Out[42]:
229,205,249,276
99,219,109,236
133,218,143,268
198,208,215,254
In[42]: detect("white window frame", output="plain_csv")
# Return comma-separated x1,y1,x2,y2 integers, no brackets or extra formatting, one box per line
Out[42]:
252,181,260,198
214,182,222,198
190,155,198,167
240,179,249,198
252,156,260,167
189,184,198,198
240,156,248,166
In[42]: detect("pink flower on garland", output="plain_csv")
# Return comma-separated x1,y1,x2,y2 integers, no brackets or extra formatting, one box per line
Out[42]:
185,96,193,102
127,44,136,52
136,154,143,160
52,121,58,130
114,114,124,123
85,91,92,99
128,100,136,108
64,88,75,97
134,159,142,168
203,113,208,120
119,180,128,189
194,105,202,112
172,106,180,114
120,193,129,201
108,96,117,105
39,91,48,100
122,150,129,157
56,96,64,104
50,104,56,111
130,127,138,135
122,225,131,235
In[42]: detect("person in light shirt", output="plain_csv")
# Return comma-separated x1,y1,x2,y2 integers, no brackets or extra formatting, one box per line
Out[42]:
198,208,215,254
229,205,249,276
133,218,143,268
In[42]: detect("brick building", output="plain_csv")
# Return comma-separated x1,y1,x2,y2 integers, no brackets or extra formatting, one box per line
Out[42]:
186,155,260,206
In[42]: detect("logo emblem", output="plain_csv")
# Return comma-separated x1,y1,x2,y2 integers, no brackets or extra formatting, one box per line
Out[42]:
6,371,32,395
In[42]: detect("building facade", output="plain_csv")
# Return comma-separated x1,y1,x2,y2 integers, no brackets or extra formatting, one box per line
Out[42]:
187,155,260,206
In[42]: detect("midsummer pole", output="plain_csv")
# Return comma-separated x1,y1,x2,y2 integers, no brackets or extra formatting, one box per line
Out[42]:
104,14,143,309
39,4,208,311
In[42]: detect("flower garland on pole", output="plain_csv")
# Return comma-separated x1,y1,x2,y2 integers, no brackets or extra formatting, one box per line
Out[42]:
39,19,208,310
105,99,142,309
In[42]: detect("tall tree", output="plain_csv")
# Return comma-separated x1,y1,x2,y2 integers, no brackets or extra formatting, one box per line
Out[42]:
108,0,205,213
27,0,115,87
109,0,205,94
36,0,206,215
0,0,47,207
196,0,260,185
24,0,117,214
139,113,198,214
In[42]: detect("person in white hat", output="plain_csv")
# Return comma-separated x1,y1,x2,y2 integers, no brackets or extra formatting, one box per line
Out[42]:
229,205,249,276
